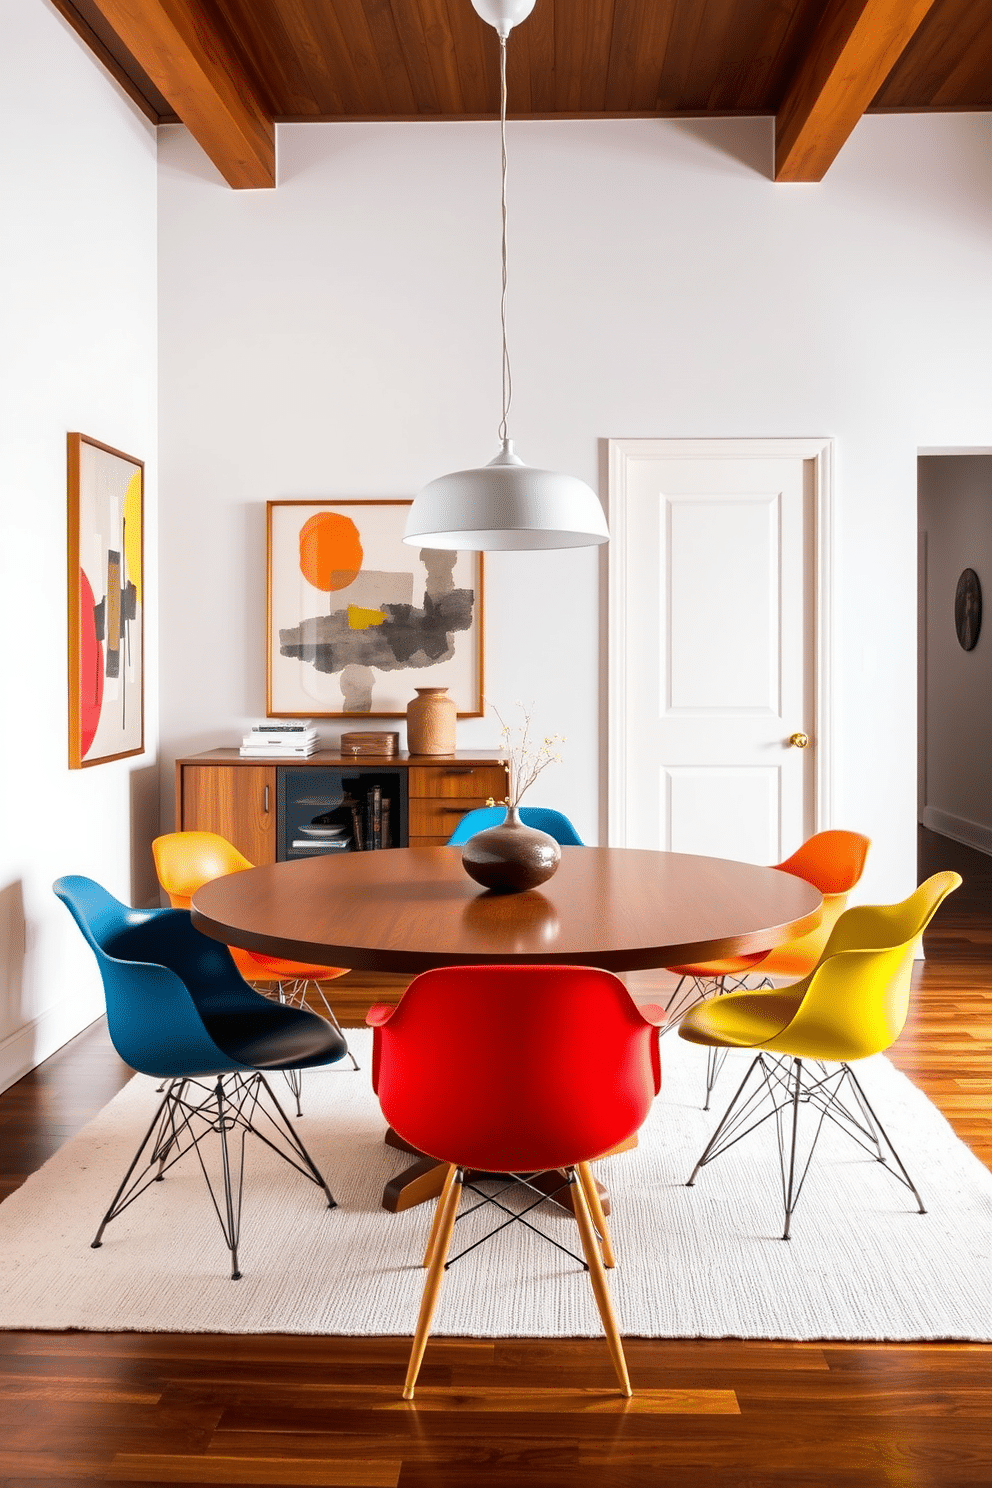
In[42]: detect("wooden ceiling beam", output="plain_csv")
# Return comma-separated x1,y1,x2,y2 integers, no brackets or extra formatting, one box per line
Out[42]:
84,0,275,188
774,0,939,182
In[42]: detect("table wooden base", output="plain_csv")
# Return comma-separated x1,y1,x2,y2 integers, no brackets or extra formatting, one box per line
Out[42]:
380,1127,636,1215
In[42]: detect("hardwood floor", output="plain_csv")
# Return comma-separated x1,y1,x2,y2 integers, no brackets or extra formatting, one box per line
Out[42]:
1,830,988,1486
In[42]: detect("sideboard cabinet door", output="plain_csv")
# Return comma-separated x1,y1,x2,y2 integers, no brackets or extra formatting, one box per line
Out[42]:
179,765,277,865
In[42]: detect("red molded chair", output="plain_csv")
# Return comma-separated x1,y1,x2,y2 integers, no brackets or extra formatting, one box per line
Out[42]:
367,965,665,1399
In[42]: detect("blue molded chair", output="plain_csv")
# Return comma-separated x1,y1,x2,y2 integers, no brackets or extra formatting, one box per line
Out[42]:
53,875,348,1279
446,806,585,846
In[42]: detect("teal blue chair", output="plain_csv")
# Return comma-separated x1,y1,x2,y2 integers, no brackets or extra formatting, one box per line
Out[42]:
446,806,585,846
53,875,347,1279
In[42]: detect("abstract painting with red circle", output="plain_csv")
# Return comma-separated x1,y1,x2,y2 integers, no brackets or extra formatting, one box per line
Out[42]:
267,501,482,717
68,434,144,767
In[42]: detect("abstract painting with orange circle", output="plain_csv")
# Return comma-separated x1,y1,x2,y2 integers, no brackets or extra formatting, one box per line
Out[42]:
267,501,483,716
68,434,144,768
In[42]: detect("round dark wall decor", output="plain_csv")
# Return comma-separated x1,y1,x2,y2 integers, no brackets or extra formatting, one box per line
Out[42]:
954,568,982,652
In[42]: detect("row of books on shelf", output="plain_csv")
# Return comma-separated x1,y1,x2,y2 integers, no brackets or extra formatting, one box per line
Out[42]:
291,787,392,853
240,720,318,758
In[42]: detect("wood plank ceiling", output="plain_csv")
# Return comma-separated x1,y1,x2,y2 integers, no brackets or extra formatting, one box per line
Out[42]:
51,0,992,189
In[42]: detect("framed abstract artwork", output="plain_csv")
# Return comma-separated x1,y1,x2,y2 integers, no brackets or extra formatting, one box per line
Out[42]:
266,500,484,717
67,433,144,768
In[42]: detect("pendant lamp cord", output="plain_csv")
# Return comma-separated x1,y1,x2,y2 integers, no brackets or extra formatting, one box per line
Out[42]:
499,33,512,445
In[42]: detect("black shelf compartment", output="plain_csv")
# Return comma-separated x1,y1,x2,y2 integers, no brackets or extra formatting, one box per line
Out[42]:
277,766,409,861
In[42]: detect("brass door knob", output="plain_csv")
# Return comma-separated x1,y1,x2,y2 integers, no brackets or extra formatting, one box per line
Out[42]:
789,732,809,749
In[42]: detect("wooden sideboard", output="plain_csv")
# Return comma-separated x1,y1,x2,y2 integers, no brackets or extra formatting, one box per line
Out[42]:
175,749,510,865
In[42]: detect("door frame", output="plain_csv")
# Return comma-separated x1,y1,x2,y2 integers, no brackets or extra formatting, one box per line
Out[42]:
607,437,834,848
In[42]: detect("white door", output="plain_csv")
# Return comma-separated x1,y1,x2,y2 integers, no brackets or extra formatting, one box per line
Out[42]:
608,439,831,864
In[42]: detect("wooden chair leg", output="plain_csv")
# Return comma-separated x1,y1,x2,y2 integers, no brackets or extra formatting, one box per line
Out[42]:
403,1168,463,1401
422,1163,457,1268
570,1171,632,1397
577,1161,615,1268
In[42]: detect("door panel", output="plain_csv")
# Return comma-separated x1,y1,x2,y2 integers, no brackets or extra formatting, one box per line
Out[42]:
666,766,780,863
611,443,823,865
669,495,780,713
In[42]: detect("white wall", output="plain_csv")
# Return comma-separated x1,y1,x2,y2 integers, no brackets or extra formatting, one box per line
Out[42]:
157,111,992,903
0,0,159,1092
918,455,992,853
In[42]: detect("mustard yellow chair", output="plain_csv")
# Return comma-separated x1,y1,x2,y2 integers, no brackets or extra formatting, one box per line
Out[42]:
679,871,960,1239
665,829,872,1108
151,832,358,1108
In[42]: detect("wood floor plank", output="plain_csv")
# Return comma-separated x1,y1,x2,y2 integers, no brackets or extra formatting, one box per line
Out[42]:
107,1457,401,1485
167,1383,739,1416
0,1456,113,1481
0,1379,161,1403
373,1386,740,1414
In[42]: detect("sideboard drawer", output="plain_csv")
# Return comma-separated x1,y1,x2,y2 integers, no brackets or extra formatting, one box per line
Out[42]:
409,797,495,838
409,764,507,800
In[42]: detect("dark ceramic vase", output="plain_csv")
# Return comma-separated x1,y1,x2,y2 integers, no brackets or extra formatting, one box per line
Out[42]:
461,805,561,893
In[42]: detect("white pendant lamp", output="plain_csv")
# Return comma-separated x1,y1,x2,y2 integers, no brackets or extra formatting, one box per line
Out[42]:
404,0,609,553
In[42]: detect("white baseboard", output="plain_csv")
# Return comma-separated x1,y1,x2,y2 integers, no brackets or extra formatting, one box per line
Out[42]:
0,997,104,1097
920,806,992,858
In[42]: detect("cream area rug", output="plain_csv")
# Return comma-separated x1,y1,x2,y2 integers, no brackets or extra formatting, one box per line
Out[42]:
0,1030,989,1340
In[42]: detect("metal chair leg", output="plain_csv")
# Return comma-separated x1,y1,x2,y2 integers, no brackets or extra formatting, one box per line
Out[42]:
704,1045,730,1110
214,1076,243,1279
844,1064,926,1215
92,1084,179,1248
283,1065,304,1118
686,1053,770,1188
782,1057,803,1240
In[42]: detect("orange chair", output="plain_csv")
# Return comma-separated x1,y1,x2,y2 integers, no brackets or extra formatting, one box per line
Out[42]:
665,830,871,1107
151,832,358,1106
367,964,665,1399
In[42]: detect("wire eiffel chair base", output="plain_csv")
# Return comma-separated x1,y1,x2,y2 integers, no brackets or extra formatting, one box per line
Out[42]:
686,1053,926,1240
90,1071,336,1279
662,972,754,1108
662,970,757,1030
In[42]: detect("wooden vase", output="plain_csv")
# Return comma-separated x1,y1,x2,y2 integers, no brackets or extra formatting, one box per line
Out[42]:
406,687,457,755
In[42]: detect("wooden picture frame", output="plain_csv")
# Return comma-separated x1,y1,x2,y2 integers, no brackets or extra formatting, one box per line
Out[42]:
266,500,484,718
67,433,145,768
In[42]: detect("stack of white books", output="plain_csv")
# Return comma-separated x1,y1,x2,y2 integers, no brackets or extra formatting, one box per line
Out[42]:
239,721,319,757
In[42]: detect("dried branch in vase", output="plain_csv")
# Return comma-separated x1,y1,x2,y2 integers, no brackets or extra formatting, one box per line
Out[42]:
489,699,565,808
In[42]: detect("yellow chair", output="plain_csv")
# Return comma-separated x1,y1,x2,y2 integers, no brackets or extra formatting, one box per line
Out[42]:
665,830,872,1108
151,832,358,1108
679,871,960,1239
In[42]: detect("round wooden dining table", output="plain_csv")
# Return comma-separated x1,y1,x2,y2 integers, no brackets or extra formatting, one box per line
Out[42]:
190,843,822,975
191,845,822,1213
